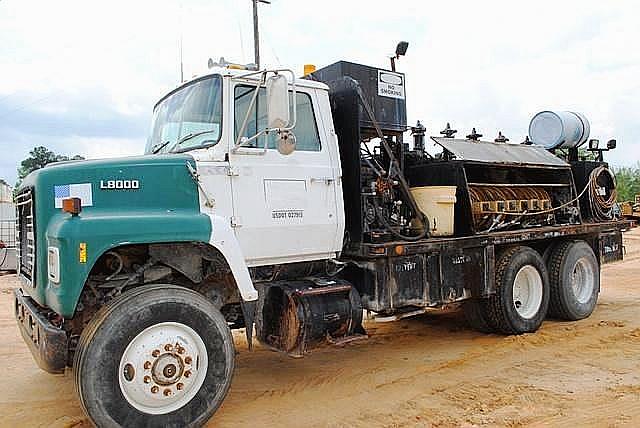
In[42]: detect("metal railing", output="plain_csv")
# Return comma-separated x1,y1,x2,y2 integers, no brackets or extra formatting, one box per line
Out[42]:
0,219,16,248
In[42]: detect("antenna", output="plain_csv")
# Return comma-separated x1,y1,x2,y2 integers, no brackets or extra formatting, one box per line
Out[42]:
252,0,271,69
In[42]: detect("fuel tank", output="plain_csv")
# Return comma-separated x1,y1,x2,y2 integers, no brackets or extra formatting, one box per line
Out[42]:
255,278,364,357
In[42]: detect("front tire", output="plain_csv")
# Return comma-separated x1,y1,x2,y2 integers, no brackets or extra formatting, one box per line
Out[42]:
487,246,550,334
74,284,235,428
548,240,599,320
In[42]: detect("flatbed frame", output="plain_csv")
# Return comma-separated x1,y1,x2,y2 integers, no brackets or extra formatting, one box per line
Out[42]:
341,220,630,313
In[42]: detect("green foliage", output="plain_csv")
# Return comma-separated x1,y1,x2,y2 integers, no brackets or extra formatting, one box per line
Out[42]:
613,164,640,202
17,146,85,181
577,148,598,161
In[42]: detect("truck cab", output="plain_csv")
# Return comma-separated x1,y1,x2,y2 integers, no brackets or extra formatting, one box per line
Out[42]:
153,68,346,266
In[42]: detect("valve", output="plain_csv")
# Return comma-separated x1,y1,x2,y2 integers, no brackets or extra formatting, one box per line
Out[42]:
466,128,482,141
411,120,426,153
440,122,457,138
494,131,509,143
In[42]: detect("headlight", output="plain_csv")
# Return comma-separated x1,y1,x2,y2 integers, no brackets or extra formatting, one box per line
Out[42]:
48,247,60,283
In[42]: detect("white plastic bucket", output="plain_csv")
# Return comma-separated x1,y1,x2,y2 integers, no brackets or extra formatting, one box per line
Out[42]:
410,186,457,237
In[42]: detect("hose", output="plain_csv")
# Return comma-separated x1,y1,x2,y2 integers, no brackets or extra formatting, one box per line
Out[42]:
373,198,429,242
588,165,617,221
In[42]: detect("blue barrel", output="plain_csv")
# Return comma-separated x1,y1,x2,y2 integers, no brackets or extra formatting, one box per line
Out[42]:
529,111,590,149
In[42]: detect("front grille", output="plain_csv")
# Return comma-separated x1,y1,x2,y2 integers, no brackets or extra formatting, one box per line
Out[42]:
16,188,35,283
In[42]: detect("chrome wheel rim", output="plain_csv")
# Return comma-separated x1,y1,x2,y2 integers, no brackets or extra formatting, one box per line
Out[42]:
118,322,208,415
512,265,543,319
571,257,595,304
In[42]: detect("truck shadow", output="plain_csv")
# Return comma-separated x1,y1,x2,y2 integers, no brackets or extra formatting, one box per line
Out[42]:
219,309,488,407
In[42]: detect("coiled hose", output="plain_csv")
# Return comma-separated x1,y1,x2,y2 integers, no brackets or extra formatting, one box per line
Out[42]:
588,165,617,221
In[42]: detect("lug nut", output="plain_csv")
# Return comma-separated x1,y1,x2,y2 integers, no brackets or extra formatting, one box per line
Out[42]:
163,389,172,396
152,349,160,357
177,346,185,354
144,361,152,370
184,356,192,365
164,344,173,351
184,370,192,378
143,376,151,384
176,383,184,391
151,386,159,394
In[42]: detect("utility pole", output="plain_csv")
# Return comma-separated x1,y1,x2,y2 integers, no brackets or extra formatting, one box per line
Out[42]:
179,33,184,82
252,0,270,69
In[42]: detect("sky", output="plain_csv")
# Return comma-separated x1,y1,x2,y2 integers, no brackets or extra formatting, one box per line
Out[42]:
1,0,640,185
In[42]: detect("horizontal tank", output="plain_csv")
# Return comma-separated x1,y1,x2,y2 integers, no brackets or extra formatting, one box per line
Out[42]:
529,111,590,149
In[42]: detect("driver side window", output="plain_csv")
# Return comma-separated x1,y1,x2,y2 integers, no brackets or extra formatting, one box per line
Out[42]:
234,85,321,151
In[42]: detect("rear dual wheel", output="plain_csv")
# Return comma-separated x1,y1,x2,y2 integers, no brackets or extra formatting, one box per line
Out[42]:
465,246,550,334
74,284,235,428
547,240,599,320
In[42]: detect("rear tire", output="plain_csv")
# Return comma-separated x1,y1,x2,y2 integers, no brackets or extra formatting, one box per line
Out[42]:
74,284,235,428
463,299,495,333
487,246,550,334
548,240,599,320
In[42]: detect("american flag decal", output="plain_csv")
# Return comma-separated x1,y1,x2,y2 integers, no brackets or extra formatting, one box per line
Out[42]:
54,183,93,208
54,185,70,198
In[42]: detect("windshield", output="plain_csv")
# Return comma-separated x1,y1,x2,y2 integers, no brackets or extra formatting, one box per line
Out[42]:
146,75,222,154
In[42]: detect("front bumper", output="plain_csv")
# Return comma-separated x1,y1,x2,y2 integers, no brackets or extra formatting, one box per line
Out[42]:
14,288,68,374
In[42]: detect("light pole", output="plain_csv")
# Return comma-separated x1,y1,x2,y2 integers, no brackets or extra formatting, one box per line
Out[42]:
252,0,271,69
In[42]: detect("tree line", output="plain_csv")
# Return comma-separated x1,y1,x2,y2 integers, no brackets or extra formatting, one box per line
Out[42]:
614,164,640,202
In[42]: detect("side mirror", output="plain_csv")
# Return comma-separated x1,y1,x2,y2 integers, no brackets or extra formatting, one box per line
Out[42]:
266,74,290,129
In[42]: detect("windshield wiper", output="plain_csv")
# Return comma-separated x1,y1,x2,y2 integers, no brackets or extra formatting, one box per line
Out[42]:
151,141,170,154
170,130,218,152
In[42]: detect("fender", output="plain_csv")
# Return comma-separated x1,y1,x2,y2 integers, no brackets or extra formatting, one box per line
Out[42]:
205,214,258,301
44,211,211,318
44,211,257,318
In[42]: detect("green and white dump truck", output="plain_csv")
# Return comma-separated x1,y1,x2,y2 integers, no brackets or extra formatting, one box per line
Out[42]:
14,59,627,426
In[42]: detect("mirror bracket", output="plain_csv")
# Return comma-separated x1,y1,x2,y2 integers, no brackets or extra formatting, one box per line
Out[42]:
231,68,297,154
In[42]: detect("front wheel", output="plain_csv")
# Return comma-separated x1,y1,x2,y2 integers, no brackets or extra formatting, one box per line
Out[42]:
74,284,235,427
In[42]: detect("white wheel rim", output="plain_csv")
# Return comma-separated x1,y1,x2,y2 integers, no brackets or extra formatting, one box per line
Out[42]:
512,265,543,319
571,257,595,304
118,322,208,415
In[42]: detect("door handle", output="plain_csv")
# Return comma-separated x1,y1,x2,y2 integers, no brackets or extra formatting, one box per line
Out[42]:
310,177,335,185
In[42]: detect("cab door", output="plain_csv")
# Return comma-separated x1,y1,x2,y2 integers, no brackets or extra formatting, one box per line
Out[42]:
229,84,340,266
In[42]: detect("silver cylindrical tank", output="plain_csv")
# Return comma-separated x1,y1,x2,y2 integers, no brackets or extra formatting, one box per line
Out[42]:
529,111,590,149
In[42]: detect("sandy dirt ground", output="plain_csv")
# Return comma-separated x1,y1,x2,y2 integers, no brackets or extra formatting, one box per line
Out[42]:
1,230,639,428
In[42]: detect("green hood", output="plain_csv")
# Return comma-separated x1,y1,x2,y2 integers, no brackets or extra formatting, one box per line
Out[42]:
18,154,211,317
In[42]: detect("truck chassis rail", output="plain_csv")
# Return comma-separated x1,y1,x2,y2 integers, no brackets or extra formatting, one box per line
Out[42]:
347,221,631,258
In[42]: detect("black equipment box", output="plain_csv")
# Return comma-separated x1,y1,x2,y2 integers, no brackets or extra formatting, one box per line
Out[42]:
309,61,407,135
